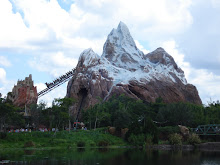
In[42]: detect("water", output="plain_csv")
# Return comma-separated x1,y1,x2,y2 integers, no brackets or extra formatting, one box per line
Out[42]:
0,148,220,165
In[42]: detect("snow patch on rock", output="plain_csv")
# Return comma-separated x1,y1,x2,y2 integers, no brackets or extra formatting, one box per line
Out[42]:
77,48,100,67
76,22,187,92
102,21,144,71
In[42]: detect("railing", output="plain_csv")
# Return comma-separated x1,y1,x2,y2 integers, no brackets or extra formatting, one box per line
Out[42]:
192,124,220,135
38,69,76,98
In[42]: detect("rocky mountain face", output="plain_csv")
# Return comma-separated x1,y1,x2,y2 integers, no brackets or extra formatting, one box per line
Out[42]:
8,74,38,115
67,22,202,115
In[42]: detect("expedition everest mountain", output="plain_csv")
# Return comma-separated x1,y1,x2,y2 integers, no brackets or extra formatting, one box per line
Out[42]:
67,22,202,115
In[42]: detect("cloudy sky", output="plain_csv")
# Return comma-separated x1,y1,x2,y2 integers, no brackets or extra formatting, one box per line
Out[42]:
0,0,220,106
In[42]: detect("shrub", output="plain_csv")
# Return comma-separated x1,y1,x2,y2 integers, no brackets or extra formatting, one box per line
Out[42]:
158,126,180,134
144,118,159,144
158,126,180,140
0,132,7,139
50,139,67,145
152,134,159,144
187,133,201,145
24,141,35,148
77,141,85,147
168,133,182,145
145,134,153,145
97,140,109,147
128,134,145,146
88,140,96,147
126,119,159,144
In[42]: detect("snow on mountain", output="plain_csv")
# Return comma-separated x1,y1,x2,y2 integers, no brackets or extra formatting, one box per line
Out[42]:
67,22,202,113
77,48,100,67
102,21,144,71
78,22,187,86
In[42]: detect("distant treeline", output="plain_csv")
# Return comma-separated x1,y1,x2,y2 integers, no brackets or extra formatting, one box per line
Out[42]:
1,94,220,132
82,95,220,129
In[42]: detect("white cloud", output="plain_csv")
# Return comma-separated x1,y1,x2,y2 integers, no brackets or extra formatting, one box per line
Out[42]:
0,0,194,73
0,56,11,67
36,82,67,107
52,52,77,67
35,82,46,92
29,51,78,77
135,40,150,54
0,68,14,97
0,0,193,52
0,68,7,83
70,0,193,41
162,40,190,78
189,69,220,104
0,0,35,49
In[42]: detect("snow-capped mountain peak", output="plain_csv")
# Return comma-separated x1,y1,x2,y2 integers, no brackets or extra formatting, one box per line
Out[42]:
77,48,100,68
77,22,187,85
102,22,144,71
116,21,137,49
67,22,202,112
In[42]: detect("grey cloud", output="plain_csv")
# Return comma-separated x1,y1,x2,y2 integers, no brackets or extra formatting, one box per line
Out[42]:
175,0,220,75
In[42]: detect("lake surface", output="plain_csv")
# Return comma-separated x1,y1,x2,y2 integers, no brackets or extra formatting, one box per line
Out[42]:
0,148,220,165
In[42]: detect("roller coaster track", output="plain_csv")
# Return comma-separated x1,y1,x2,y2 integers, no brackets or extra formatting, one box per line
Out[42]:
38,69,76,98
38,68,86,127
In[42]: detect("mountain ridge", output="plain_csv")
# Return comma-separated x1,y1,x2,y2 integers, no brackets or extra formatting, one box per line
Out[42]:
67,22,201,116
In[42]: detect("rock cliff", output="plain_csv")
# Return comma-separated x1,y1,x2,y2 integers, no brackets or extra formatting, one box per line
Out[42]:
67,22,202,115
8,74,38,114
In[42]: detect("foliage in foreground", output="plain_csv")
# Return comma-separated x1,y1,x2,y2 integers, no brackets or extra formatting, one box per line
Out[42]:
1,93,220,147
0,96,25,132
187,133,201,145
0,129,127,149
168,133,182,145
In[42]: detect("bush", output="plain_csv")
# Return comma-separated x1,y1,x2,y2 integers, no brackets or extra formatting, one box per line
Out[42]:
128,134,145,146
158,126,180,134
152,134,159,144
0,132,7,139
24,141,35,148
126,119,159,144
145,134,153,145
77,141,85,147
168,133,182,145
97,140,109,147
144,118,159,144
158,126,180,140
187,133,201,145
88,140,96,147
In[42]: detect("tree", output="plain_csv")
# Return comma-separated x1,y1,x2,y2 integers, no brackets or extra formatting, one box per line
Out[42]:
156,102,205,127
0,97,11,132
0,96,24,132
51,98,76,131
204,101,220,124
83,95,156,129
29,101,47,129
82,103,111,130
